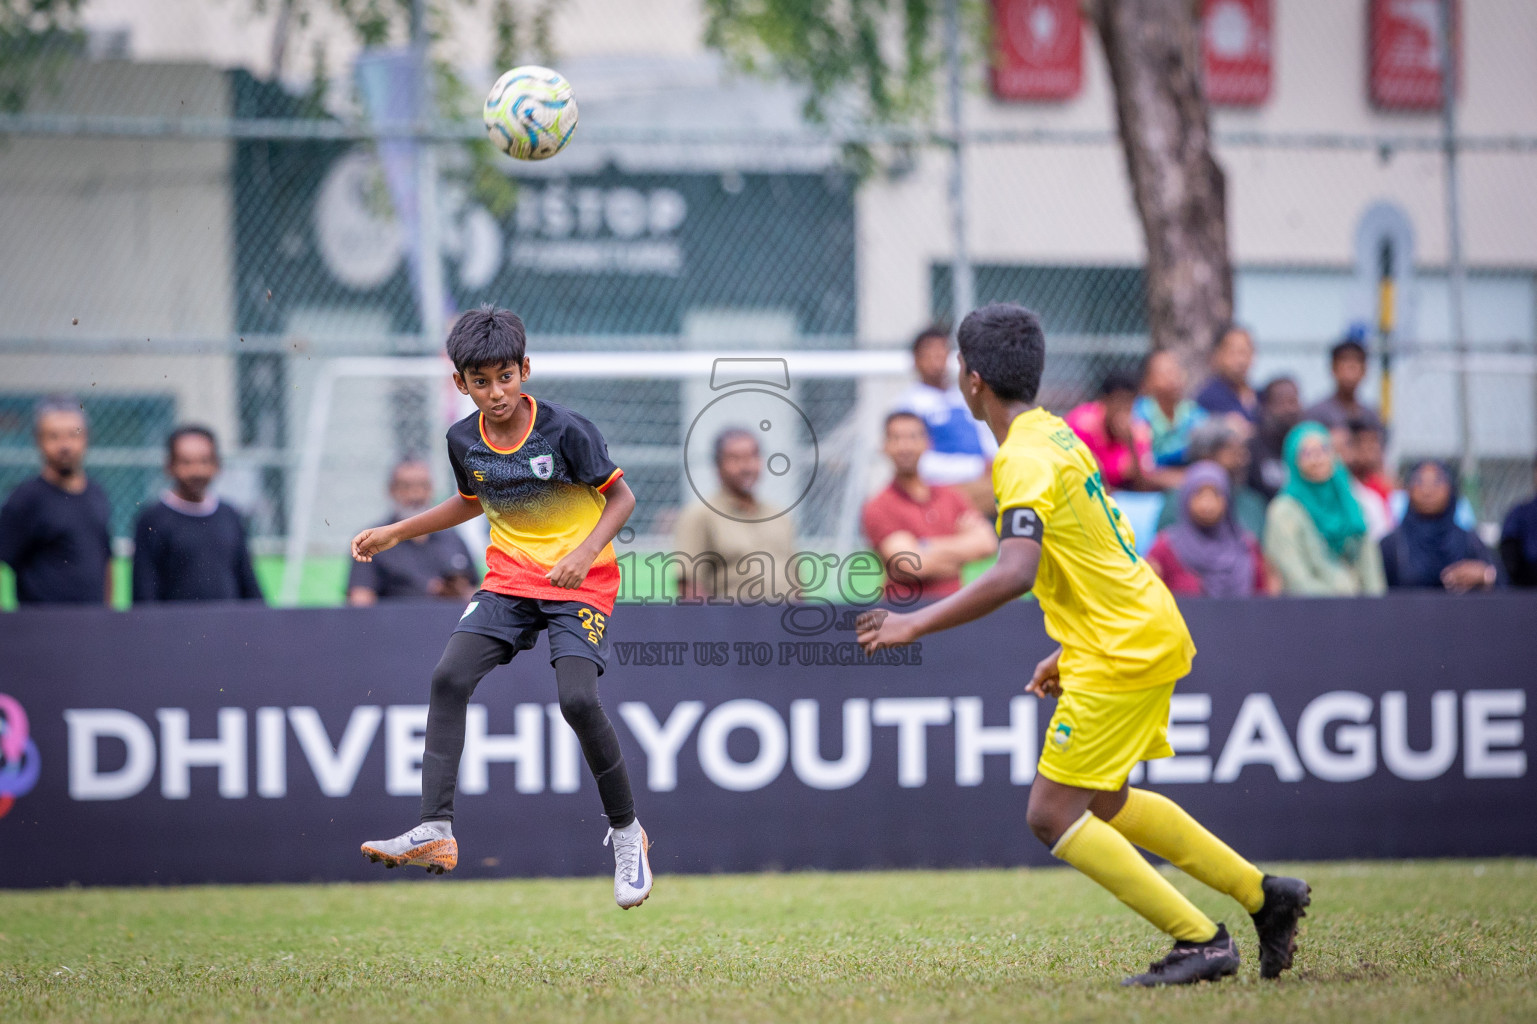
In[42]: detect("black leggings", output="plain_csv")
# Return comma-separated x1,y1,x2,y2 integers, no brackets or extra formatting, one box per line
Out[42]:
420,630,635,828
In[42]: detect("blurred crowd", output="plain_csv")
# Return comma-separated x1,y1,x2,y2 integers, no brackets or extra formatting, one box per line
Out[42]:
6,324,1537,609
0,399,482,609
849,325,1537,603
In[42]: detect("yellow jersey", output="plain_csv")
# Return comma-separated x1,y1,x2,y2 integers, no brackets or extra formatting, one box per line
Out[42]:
992,407,1194,691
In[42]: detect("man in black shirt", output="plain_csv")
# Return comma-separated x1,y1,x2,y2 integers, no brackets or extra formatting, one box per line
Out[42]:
1246,376,1302,501
131,426,263,603
0,397,113,605
347,459,478,604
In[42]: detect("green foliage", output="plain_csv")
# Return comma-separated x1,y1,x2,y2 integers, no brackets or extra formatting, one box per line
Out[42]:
330,0,411,47
704,0,988,178
3,861,1536,1022
493,0,558,73
466,0,561,217
0,0,84,113
705,0,985,125
285,0,565,221
430,47,521,219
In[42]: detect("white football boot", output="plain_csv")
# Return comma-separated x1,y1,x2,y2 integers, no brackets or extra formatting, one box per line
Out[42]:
604,820,653,909
361,820,458,874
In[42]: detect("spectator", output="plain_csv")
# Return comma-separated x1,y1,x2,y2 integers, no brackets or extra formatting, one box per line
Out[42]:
1066,369,1174,492
672,427,796,601
347,459,479,605
894,325,997,515
1381,461,1498,592
1305,337,1383,433
0,396,112,605
1499,457,1537,587
1263,422,1385,596
1338,421,1393,543
1247,376,1303,500
1148,461,1271,598
1343,418,1393,502
861,412,996,602
1134,349,1207,467
1156,420,1268,540
1195,323,1260,426
131,426,263,603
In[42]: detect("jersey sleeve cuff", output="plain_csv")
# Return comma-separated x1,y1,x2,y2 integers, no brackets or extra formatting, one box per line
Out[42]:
595,468,624,493
458,490,478,501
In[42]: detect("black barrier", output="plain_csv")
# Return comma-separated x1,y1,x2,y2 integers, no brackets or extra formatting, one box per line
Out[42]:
0,595,1533,887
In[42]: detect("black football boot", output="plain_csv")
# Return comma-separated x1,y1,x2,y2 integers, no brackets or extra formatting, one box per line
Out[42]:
1121,923,1241,987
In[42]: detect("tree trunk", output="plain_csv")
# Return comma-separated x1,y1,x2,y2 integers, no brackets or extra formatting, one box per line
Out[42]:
1089,0,1232,378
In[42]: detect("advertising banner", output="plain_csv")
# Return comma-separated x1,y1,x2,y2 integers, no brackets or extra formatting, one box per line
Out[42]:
991,0,1083,102
232,70,857,339
1203,0,1272,106
1,595,1532,887
1370,0,1458,111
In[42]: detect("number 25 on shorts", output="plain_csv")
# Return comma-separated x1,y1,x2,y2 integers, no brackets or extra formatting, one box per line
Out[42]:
578,607,606,644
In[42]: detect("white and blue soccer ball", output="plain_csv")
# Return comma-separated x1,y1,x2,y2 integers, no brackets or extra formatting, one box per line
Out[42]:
483,65,578,161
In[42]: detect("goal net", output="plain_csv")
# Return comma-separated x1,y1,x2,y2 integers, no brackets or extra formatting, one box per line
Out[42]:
279,348,913,604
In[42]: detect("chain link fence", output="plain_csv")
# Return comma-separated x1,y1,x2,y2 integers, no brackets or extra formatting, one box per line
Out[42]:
2,1,1535,605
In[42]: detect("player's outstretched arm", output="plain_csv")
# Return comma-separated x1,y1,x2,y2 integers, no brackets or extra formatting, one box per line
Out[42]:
351,494,482,562
857,536,1041,653
546,477,636,589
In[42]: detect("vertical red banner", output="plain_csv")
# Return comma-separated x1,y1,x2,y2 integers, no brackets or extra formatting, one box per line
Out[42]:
1370,0,1458,110
990,0,1082,101
1203,0,1272,106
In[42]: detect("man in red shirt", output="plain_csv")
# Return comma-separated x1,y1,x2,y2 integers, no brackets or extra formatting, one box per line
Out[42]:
861,411,998,602
1065,369,1179,492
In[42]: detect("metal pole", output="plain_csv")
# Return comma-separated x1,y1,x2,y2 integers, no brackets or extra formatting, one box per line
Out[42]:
403,0,446,469
1440,0,1476,494
1376,241,1395,428
944,0,975,328
413,0,446,358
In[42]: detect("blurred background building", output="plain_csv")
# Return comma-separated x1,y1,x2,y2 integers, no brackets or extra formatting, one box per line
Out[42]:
1,0,1533,604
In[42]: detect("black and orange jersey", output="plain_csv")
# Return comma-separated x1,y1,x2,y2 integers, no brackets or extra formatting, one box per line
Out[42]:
447,394,624,613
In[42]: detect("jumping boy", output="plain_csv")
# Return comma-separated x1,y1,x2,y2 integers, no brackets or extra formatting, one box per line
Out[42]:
857,303,1309,986
352,306,652,909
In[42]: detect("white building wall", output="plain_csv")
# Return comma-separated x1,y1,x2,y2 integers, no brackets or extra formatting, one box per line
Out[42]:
27,0,1537,517
0,61,238,446
856,0,1537,346
79,0,707,92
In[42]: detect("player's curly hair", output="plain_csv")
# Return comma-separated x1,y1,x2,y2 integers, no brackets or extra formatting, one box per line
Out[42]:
446,305,526,374
957,303,1045,404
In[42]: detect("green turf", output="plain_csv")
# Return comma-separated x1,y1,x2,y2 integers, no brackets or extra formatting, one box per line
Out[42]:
4,554,1008,611
2,860,1534,1023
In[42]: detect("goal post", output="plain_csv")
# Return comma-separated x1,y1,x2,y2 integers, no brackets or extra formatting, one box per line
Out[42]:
280,349,913,606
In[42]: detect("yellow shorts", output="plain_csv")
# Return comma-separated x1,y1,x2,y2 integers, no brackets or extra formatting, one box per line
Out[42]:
1036,681,1176,791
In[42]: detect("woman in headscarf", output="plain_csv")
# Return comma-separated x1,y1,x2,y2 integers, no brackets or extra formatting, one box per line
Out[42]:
1148,461,1270,597
1263,422,1385,596
1381,460,1499,592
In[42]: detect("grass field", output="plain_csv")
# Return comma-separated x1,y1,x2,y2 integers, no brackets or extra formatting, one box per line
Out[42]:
4,860,1534,1023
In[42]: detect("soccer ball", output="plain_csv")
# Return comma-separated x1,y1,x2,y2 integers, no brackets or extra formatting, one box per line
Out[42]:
483,65,578,161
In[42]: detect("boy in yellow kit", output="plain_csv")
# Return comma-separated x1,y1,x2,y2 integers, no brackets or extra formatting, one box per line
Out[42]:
858,303,1310,987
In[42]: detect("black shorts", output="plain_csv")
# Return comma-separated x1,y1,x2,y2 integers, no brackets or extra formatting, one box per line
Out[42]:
452,590,611,674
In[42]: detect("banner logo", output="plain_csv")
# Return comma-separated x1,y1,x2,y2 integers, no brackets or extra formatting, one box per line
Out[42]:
0,694,40,820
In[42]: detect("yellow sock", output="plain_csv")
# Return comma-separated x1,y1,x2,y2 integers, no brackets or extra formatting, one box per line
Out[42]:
1052,811,1218,943
1109,788,1266,915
